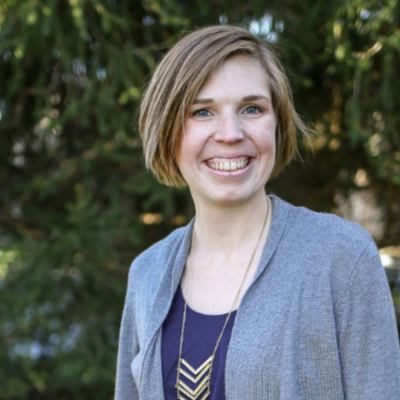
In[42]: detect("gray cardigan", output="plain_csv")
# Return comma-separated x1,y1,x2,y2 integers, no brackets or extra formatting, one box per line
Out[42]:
115,196,400,399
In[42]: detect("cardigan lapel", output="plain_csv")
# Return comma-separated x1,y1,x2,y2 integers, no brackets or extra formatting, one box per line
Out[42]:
250,195,292,285
139,220,194,395
143,219,194,344
225,195,293,400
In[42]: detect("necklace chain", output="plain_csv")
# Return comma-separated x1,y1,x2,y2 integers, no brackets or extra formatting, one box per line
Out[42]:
175,197,271,399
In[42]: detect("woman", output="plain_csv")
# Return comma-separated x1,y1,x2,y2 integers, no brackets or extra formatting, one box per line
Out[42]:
115,25,400,399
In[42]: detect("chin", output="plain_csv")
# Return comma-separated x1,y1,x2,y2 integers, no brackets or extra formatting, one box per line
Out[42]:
203,187,263,207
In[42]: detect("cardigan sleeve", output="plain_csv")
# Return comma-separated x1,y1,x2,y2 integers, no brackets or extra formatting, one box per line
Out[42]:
337,240,400,399
114,284,139,400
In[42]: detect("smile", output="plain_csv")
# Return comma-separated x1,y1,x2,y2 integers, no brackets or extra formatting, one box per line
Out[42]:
206,157,250,171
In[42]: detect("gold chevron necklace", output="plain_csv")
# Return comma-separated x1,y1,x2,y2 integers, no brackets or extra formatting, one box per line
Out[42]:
175,197,270,400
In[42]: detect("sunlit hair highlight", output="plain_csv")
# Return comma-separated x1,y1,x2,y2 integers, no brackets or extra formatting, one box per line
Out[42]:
139,25,309,187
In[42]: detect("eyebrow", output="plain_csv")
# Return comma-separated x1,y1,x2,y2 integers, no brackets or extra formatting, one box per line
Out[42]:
192,94,272,105
243,95,271,102
192,98,213,105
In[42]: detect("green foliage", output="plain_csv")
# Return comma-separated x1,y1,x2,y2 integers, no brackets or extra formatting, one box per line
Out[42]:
0,0,399,399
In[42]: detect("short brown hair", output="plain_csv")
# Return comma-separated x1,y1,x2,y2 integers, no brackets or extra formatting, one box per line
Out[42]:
139,25,308,187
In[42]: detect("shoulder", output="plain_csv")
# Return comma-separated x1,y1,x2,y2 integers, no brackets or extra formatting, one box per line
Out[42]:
271,196,382,289
273,195,376,257
128,224,190,286
132,225,188,268
271,196,388,311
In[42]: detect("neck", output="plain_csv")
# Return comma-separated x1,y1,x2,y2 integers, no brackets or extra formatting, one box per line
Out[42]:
191,191,270,265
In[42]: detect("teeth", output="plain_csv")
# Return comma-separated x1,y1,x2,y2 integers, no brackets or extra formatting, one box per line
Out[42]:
207,158,249,171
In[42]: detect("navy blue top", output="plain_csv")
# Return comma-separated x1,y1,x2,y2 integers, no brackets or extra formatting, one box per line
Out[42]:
162,286,237,400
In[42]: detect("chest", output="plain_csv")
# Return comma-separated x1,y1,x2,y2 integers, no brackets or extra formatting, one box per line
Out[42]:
136,264,344,400
180,247,264,315
162,286,236,400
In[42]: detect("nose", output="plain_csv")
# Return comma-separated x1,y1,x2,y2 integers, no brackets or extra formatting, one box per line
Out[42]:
214,112,244,143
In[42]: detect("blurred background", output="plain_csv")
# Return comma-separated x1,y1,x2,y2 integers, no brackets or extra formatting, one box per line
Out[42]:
1,0,400,399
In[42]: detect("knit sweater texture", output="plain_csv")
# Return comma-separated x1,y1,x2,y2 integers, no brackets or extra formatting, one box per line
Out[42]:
115,196,400,400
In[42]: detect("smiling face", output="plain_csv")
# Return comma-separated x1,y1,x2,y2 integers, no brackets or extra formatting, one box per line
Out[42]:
176,54,277,208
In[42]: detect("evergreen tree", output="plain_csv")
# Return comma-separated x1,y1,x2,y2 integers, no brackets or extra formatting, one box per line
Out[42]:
0,0,399,398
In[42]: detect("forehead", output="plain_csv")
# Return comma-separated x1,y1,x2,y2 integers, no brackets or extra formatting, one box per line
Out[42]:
196,54,271,98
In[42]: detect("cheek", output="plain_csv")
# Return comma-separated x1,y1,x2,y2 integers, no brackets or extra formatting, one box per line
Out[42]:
258,121,277,151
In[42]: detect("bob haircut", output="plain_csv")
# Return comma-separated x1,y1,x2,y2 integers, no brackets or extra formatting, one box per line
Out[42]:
139,25,308,187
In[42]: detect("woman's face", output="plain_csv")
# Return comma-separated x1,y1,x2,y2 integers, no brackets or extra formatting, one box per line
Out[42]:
176,54,277,208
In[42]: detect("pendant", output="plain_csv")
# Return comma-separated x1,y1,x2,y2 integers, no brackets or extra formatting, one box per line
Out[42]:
176,356,213,400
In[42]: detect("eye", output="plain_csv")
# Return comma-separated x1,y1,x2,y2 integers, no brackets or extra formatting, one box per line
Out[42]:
193,108,211,117
243,106,261,115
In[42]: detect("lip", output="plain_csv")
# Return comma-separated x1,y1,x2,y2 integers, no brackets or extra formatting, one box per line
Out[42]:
207,155,249,165
204,153,253,160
